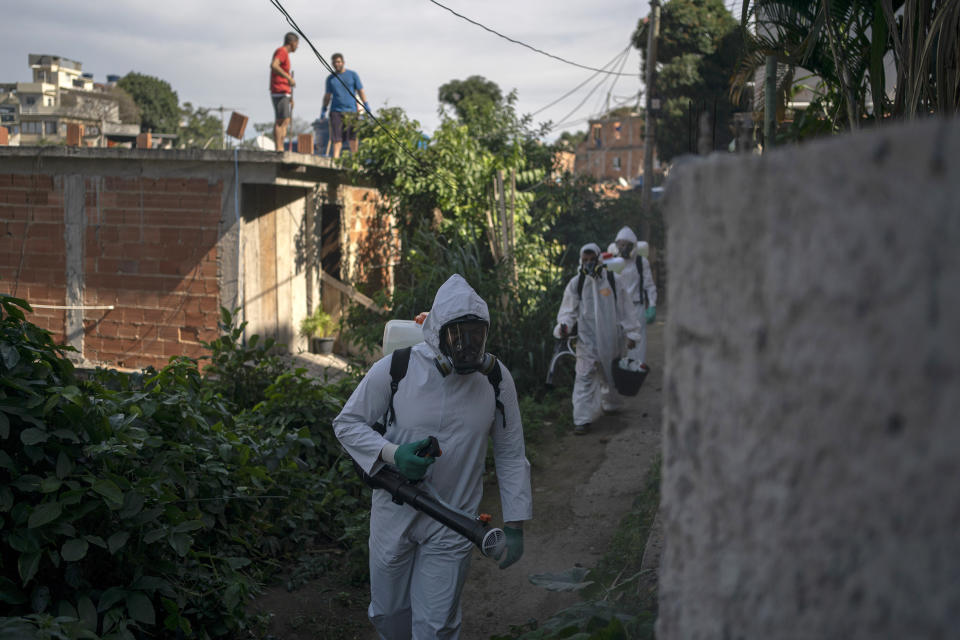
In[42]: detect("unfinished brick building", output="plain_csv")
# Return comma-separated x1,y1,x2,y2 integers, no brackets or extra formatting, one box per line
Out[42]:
0,147,393,370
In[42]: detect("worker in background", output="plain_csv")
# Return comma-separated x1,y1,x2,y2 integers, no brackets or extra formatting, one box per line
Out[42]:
333,274,532,639
269,32,298,151
322,52,369,158
613,226,658,363
554,243,643,434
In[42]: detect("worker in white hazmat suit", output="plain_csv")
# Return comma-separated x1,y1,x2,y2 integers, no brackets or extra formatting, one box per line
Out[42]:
333,274,532,640
613,226,658,363
554,243,643,434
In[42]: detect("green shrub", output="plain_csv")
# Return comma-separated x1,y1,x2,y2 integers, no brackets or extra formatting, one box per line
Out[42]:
0,296,366,639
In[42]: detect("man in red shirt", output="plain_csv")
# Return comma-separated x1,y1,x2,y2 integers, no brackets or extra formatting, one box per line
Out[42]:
270,32,298,151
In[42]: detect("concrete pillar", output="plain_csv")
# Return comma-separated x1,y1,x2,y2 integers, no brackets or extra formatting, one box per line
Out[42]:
63,175,85,354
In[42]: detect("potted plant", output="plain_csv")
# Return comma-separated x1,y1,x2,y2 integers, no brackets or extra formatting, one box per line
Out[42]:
300,308,337,354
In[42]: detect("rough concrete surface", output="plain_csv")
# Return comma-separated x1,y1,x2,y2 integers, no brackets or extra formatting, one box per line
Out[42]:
658,117,960,639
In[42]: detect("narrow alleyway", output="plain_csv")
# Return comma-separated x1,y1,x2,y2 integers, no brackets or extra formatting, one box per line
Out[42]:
460,318,664,638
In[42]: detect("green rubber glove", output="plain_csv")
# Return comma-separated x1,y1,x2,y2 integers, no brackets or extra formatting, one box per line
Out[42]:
394,438,436,481
645,306,657,325
498,525,524,569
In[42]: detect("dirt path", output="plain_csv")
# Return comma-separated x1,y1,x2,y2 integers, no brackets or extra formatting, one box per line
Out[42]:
460,320,664,639
253,321,664,639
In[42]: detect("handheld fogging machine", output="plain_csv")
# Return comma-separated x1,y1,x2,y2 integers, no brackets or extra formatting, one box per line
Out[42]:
354,436,506,559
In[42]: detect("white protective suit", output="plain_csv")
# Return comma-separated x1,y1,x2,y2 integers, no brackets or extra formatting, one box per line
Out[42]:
614,226,657,363
333,274,533,640
553,243,644,426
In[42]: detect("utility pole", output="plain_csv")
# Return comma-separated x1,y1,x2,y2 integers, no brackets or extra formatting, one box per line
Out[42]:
641,0,661,242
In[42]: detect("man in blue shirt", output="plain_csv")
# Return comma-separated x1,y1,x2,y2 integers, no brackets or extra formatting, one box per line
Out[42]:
322,53,370,158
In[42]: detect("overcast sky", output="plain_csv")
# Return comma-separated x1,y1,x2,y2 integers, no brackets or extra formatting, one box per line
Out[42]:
0,0,652,141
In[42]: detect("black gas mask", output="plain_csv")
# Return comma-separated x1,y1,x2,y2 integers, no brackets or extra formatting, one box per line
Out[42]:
580,252,602,278
616,240,634,258
438,315,492,375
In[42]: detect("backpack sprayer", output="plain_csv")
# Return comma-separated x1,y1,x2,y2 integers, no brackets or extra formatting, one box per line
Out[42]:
355,436,506,559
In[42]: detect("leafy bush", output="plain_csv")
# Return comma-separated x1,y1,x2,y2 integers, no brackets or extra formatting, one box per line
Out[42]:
0,296,366,639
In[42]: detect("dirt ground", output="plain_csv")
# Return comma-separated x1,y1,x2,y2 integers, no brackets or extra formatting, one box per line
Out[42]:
252,320,664,640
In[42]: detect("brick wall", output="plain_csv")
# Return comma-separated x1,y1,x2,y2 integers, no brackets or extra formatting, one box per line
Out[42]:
341,185,395,293
0,173,222,370
0,174,67,334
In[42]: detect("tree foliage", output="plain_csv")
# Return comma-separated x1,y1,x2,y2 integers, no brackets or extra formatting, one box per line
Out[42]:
116,72,179,134
633,0,744,161
438,75,503,122
736,0,960,136
105,86,141,125
340,80,662,391
178,102,222,150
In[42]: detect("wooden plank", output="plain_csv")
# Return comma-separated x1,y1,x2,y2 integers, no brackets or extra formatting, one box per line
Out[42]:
321,270,387,313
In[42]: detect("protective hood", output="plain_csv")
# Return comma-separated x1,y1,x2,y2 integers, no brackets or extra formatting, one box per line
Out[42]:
421,274,490,355
580,242,602,259
615,226,638,244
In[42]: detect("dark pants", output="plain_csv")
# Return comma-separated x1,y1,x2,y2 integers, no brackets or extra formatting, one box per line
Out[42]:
329,110,356,143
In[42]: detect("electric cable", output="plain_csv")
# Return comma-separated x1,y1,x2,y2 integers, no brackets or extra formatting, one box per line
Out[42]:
531,45,632,117
427,0,635,76
551,65,618,130
601,44,634,114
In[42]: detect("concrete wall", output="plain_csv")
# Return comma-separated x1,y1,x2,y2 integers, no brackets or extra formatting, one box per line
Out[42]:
659,117,959,639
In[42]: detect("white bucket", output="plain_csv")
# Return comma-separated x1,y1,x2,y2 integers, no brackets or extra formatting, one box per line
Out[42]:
382,319,424,356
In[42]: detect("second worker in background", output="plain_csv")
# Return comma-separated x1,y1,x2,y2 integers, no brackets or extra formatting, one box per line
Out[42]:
322,52,369,158
555,243,644,435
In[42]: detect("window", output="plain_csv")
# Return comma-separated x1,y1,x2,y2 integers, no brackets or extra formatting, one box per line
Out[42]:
25,96,36,106
22,121,41,134
592,123,602,148
614,121,622,140
45,121,57,134
612,157,622,170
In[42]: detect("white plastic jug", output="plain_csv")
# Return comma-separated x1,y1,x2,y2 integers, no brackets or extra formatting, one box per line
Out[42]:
603,256,626,273
382,319,424,356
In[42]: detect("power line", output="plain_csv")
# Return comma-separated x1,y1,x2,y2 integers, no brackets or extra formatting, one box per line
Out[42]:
601,45,634,114
428,0,635,77
551,63,619,130
531,45,632,117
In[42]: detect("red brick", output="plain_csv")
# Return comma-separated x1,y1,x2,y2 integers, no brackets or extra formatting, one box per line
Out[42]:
157,326,179,341
138,292,163,309
97,321,120,338
226,112,248,139
121,308,144,324
117,227,141,243
104,177,140,191
138,193,182,210
141,308,167,323
11,175,53,190
66,124,83,147
117,323,138,339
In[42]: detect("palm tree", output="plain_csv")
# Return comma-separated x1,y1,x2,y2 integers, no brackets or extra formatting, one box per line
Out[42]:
735,0,959,134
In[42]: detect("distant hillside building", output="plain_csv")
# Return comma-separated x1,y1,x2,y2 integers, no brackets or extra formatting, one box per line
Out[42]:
574,113,655,185
0,54,139,146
